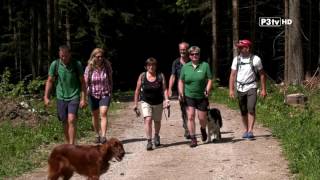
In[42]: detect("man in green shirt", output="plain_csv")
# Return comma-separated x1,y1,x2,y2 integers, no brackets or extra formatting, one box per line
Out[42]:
44,45,87,144
179,46,213,147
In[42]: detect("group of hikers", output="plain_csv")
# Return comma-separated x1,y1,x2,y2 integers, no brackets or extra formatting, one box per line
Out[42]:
44,39,267,151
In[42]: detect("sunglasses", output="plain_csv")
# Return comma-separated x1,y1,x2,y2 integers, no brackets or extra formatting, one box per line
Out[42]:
190,53,200,56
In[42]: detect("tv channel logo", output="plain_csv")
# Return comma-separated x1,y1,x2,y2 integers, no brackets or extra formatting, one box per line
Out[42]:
259,17,292,27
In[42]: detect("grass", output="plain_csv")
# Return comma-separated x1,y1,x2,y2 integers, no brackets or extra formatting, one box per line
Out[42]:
211,83,320,179
0,97,120,179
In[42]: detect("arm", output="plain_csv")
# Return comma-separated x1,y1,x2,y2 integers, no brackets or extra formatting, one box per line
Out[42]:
168,74,176,97
178,79,184,101
229,69,237,99
259,69,267,98
205,79,213,97
134,74,143,110
106,60,113,95
79,75,87,108
162,73,170,108
44,76,54,106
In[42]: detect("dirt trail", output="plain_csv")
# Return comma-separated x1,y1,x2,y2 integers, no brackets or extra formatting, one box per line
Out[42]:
15,100,292,180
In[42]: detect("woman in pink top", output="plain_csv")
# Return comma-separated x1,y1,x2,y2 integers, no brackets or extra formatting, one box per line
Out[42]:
84,48,113,144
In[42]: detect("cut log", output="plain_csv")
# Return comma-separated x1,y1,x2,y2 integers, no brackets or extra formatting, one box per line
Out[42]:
285,93,308,105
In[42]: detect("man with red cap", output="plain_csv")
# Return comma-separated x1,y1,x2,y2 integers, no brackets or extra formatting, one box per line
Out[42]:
229,39,267,139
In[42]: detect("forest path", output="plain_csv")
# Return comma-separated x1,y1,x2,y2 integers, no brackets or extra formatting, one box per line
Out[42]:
15,100,292,180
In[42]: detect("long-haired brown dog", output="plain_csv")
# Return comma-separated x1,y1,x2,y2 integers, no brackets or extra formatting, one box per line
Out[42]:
48,138,125,180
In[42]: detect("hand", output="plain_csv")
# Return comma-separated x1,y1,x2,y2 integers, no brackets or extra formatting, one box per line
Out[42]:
79,99,87,108
163,100,170,109
133,105,141,117
260,89,267,98
178,94,184,102
229,90,235,99
168,89,172,97
44,96,50,107
204,90,209,97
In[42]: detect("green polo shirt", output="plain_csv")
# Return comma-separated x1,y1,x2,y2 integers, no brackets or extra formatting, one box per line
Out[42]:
180,61,212,99
48,59,83,101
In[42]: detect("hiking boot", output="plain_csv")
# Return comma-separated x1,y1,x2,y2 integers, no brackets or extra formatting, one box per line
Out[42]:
190,137,197,148
154,134,160,147
94,136,100,144
146,139,153,151
184,130,191,139
242,132,248,139
247,132,254,139
200,127,207,142
100,136,107,144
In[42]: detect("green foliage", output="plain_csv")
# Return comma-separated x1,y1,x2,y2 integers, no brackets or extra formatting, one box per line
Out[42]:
211,86,320,179
26,77,45,95
0,69,45,97
0,68,14,95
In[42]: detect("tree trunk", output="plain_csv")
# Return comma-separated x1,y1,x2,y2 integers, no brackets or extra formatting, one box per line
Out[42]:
47,0,52,69
8,0,18,74
319,0,320,67
37,12,42,77
232,0,239,58
250,0,256,52
66,12,71,48
284,0,289,83
18,27,22,81
30,6,36,78
287,0,303,85
305,0,312,79
211,0,218,79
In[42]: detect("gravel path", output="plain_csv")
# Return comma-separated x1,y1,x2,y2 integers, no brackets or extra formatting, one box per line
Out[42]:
15,100,293,180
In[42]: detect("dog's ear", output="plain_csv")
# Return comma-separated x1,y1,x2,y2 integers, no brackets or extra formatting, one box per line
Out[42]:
108,138,121,146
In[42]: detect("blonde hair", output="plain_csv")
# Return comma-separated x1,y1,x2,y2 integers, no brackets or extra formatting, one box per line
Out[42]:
87,48,105,70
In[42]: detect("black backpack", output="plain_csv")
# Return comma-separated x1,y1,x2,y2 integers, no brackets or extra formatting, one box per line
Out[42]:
140,72,163,100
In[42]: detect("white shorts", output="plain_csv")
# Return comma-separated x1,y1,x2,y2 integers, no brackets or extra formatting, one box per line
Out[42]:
141,101,163,122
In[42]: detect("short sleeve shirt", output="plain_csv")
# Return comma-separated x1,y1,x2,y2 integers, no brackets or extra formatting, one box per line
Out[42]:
48,59,83,101
180,61,213,99
84,61,113,99
231,55,263,92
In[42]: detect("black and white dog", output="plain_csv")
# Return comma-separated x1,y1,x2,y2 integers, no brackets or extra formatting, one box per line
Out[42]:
207,108,223,142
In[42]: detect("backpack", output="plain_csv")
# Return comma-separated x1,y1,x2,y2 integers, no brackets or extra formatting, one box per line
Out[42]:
140,72,163,100
54,60,80,81
236,55,260,86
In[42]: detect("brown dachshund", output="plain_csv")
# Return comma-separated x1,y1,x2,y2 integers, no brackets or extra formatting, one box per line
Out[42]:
48,138,125,180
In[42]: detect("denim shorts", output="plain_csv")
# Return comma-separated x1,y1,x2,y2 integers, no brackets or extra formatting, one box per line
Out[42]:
56,99,80,122
88,95,111,111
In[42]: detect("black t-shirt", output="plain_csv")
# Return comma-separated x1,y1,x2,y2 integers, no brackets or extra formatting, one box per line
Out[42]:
171,58,189,91
140,72,163,105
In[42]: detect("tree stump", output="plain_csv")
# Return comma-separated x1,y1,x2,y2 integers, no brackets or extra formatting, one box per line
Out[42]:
285,93,308,106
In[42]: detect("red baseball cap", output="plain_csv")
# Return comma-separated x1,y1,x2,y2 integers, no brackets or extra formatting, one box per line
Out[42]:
236,39,252,48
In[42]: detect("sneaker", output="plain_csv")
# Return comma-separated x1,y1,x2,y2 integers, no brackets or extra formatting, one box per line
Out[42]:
247,132,254,139
94,136,100,144
100,137,107,144
190,137,197,148
242,132,248,139
184,130,191,139
200,127,207,142
146,139,153,151
154,134,160,147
